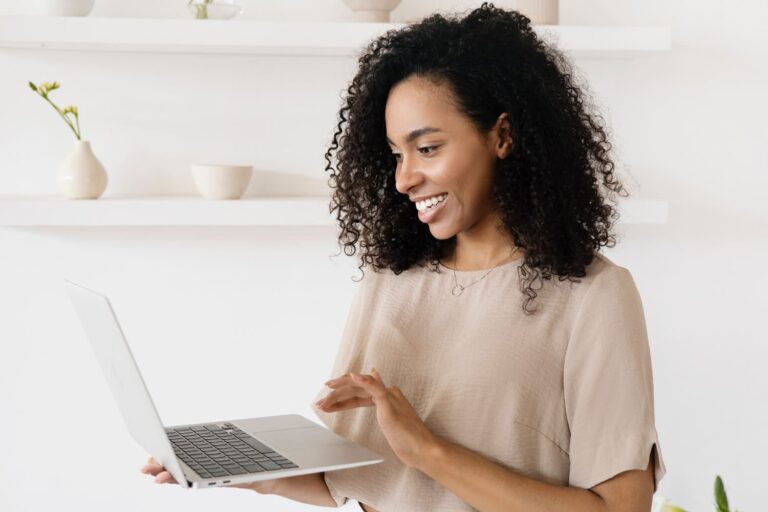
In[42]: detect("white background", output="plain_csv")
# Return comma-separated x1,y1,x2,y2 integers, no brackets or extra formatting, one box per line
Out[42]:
1,1,766,511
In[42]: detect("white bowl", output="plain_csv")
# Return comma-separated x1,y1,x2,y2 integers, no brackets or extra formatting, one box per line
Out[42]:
191,164,253,200
36,0,95,16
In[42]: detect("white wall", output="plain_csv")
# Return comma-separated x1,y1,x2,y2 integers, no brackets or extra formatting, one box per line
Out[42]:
1,1,765,511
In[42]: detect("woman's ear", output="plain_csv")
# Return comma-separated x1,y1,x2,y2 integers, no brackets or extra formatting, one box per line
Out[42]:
494,112,514,159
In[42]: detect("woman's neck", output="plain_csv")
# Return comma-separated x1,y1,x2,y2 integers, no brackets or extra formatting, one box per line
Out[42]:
437,207,524,270
441,245,523,271
441,228,522,271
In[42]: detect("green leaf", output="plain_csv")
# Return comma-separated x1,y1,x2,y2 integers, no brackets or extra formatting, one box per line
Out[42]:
714,475,730,512
28,81,38,92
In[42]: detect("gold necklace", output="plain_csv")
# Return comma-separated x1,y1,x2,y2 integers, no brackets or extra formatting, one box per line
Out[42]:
450,245,520,297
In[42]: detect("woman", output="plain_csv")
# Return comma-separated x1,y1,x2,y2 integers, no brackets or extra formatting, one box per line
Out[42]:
142,3,666,511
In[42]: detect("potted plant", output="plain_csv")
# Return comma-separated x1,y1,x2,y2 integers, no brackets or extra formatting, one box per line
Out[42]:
187,0,243,20
655,475,742,512
29,80,108,199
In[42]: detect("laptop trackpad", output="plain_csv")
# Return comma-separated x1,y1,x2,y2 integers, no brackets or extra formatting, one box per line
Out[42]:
255,426,345,450
253,427,367,467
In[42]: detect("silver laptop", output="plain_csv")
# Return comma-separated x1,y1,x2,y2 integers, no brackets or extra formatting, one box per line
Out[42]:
64,278,383,489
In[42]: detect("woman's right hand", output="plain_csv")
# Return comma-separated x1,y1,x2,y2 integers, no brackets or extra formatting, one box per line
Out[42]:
140,456,275,494
141,457,178,484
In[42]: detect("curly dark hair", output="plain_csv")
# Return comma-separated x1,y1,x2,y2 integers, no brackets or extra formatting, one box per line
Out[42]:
323,2,628,315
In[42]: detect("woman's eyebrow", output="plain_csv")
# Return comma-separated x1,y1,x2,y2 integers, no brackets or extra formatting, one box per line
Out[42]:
386,127,443,145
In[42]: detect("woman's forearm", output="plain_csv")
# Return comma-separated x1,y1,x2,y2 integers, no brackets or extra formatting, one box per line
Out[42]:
417,436,610,512
253,472,339,507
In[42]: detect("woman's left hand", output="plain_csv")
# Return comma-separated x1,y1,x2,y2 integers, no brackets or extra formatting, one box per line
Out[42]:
315,368,438,470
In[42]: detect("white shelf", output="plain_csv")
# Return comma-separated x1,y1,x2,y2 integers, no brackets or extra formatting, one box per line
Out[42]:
0,195,336,226
0,16,670,57
0,195,668,226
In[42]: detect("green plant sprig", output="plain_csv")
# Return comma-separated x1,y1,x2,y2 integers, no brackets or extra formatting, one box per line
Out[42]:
660,474,742,512
715,475,741,512
28,81,81,140
188,0,214,19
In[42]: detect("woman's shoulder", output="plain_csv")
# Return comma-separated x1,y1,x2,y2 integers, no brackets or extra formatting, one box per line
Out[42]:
534,251,629,288
586,252,635,287
542,251,637,312
587,251,625,278
566,252,641,316
558,251,631,285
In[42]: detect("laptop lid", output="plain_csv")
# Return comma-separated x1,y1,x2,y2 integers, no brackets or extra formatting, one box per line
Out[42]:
63,279,190,488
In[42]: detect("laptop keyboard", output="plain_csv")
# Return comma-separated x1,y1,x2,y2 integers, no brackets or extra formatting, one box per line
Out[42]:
166,422,299,479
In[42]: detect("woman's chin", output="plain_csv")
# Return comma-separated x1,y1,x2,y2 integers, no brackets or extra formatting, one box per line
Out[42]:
427,224,455,240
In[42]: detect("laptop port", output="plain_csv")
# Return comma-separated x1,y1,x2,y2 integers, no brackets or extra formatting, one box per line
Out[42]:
208,482,216,486
222,480,231,484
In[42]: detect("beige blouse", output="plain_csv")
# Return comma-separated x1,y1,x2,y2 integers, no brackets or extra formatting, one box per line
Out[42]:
310,251,666,511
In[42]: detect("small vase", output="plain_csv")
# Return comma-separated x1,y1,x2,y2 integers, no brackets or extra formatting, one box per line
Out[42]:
57,140,108,199
516,0,559,25
341,0,402,22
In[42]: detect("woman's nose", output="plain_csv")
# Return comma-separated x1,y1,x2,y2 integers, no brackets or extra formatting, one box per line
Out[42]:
395,156,422,195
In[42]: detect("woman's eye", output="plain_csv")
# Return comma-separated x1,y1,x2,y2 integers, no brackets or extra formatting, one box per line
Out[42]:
418,146,437,155
390,146,438,162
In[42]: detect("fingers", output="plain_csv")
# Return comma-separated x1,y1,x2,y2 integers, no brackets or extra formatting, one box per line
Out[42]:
140,459,177,484
141,462,164,476
321,396,374,412
317,384,369,409
350,373,387,402
325,369,384,390
320,369,387,409
154,471,177,484
370,368,384,386
324,373,352,388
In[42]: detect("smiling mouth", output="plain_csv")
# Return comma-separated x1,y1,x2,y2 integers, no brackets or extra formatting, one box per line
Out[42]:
417,194,448,222
415,193,448,213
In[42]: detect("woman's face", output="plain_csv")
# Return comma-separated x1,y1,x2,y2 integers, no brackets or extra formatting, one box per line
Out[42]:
385,75,511,241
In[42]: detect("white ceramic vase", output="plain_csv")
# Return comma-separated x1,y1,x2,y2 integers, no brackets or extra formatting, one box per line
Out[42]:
36,0,96,16
57,140,108,199
341,0,402,22
192,164,253,200
516,0,559,25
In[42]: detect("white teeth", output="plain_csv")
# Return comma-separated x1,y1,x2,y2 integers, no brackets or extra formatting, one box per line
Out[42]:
416,193,447,212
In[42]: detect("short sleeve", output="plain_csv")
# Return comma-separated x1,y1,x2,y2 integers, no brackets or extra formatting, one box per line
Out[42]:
323,471,349,507
564,265,667,491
